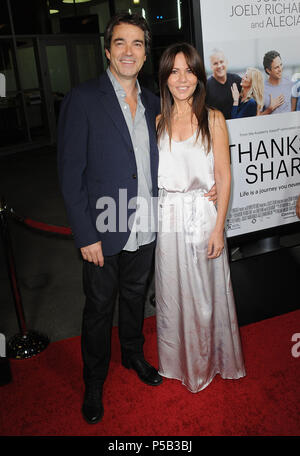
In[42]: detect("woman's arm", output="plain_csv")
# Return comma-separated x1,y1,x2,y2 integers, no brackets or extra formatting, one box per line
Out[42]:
207,110,231,258
231,82,240,106
230,83,240,119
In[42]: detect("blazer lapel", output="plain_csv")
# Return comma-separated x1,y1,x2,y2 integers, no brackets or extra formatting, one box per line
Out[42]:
97,73,133,152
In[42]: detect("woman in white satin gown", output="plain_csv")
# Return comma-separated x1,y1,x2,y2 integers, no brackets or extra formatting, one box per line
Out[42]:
155,43,246,393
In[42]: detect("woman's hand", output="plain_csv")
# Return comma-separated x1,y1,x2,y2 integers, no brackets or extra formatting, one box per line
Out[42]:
207,229,224,259
231,83,240,105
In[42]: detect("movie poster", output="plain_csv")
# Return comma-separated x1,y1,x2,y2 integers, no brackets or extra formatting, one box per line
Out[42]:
199,0,300,237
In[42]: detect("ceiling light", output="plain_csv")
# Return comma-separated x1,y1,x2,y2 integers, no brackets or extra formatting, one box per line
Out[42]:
177,0,182,29
63,0,92,4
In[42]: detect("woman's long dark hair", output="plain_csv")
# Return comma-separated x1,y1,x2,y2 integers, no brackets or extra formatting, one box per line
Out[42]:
157,42,212,151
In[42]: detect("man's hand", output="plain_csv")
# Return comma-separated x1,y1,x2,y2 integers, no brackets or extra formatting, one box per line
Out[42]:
269,93,284,112
80,241,104,267
205,184,217,204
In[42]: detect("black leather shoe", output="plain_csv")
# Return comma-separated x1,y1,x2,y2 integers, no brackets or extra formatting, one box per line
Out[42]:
122,356,163,386
82,385,104,424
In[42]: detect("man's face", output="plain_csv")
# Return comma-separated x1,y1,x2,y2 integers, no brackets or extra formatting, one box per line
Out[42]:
267,56,283,81
210,53,228,80
105,23,146,82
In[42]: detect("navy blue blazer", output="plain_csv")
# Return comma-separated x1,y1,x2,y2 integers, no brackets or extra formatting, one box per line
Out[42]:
57,72,160,256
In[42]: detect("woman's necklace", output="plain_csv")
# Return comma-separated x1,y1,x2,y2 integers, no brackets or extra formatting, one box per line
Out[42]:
173,105,192,118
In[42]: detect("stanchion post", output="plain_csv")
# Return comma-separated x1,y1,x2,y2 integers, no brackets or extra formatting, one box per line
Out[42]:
0,332,12,386
0,196,49,359
0,197,27,336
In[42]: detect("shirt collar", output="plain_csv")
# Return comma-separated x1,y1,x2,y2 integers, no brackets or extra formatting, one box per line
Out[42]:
106,67,141,97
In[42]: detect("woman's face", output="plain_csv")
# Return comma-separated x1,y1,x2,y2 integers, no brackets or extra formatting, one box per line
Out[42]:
241,71,252,89
167,52,198,103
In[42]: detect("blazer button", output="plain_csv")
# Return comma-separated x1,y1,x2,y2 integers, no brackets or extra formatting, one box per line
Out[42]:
132,174,137,179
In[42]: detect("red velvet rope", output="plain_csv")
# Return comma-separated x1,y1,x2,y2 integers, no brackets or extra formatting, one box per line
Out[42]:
7,208,73,237
23,217,72,236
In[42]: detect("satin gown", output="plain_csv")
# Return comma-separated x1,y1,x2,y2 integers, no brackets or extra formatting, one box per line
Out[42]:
155,130,246,393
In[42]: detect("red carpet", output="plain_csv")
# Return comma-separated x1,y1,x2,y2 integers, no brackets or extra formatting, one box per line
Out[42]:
1,310,300,436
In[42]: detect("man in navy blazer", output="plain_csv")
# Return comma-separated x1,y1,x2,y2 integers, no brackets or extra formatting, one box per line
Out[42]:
57,13,162,424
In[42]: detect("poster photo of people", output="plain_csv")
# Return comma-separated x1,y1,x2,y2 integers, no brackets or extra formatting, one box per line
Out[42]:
199,0,300,237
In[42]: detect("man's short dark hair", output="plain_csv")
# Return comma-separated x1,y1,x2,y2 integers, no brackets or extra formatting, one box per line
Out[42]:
263,50,281,74
104,13,151,55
